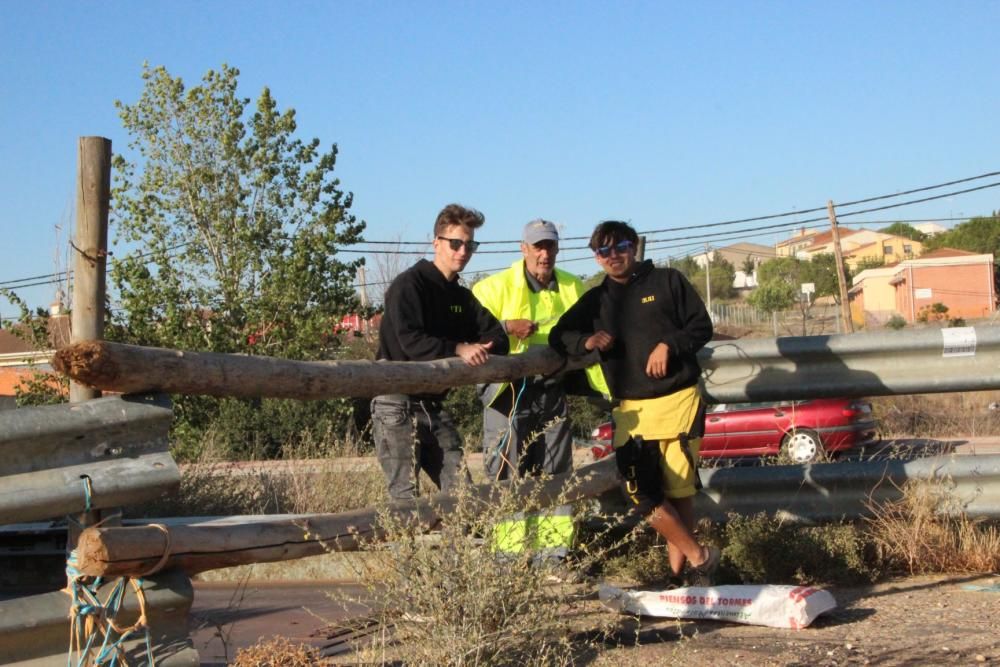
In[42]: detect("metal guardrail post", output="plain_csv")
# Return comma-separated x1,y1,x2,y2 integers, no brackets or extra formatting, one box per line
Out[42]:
0,394,180,524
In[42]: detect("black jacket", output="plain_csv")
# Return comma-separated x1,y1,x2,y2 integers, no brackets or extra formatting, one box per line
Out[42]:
377,259,508,398
549,260,712,400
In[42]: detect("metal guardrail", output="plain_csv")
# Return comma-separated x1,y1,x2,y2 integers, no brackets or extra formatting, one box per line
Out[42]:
0,569,198,666
695,453,1000,523
0,394,194,665
700,325,1000,403
0,394,180,524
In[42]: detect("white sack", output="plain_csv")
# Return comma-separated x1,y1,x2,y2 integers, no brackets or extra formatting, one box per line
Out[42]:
599,584,837,629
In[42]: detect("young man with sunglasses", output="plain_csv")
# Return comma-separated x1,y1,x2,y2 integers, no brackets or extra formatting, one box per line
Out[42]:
373,204,509,501
549,220,720,582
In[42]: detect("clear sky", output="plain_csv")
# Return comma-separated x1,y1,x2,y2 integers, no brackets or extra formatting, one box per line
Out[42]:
2,1,999,316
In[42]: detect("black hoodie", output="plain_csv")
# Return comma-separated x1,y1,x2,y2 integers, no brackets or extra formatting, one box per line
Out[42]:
549,260,712,400
377,259,508,399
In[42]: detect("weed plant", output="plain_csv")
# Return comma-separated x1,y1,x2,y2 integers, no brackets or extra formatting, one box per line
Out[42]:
866,480,1000,575
230,636,320,666
132,427,385,519
719,513,878,586
873,391,1000,438
336,475,620,666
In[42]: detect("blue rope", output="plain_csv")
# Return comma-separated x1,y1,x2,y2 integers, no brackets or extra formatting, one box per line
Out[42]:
65,548,157,666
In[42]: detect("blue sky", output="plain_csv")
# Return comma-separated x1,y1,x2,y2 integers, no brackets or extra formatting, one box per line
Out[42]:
2,1,999,316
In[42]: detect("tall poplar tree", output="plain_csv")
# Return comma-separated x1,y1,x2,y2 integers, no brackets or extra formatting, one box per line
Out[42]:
109,63,367,458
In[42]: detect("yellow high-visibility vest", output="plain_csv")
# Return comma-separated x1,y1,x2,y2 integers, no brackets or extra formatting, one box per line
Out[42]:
472,261,609,397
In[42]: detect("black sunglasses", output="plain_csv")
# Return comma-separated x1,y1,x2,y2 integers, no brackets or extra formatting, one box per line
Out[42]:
437,236,481,252
595,239,633,258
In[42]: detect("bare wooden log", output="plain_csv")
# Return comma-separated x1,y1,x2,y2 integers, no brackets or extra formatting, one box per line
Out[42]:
54,340,593,399
70,136,111,403
74,457,619,577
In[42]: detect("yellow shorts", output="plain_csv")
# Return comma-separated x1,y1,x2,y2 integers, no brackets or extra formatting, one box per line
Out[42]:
654,435,701,499
612,385,703,501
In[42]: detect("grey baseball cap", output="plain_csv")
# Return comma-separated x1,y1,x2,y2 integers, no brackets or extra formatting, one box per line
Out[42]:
522,219,559,245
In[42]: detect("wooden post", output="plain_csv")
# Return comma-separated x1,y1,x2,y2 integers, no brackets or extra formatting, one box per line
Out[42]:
636,235,646,261
826,201,854,333
70,137,112,403
68,137,113,542
704,242,713,315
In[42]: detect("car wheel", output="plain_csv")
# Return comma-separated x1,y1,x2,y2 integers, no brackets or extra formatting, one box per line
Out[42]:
782,429,824,463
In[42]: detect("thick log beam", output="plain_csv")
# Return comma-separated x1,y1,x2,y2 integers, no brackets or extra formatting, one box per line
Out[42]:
54,340,594,399
75,457,619,577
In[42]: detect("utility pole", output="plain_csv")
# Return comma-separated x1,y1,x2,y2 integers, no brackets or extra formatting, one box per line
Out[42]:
636,236,646,262
704,243,713,314
827,201,854,333
357,265,369,308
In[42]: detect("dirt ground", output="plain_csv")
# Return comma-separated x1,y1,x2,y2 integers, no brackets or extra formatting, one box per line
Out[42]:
190,573,1000,666
588,574,1000,666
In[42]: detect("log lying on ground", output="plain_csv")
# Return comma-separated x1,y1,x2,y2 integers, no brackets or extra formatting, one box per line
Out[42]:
75,456,619,577
54,340,593,399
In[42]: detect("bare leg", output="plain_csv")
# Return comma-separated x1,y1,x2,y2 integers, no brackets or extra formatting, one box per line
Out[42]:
666,496,696,575
646,500,709,572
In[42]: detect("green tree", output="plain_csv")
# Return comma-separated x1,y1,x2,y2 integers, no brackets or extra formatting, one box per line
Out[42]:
803,253,851,304
671,255,701,280
923,213,1000,256
746,280,797,313
110,63,366,458
879,222,927,242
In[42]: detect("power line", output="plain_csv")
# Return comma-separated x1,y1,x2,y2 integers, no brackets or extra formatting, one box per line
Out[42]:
3,171,998,289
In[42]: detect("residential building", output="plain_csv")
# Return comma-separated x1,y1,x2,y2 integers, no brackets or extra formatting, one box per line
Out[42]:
691,242,774,288
843,234,924,271
0,312,70,409
775,228,819,258
849,249,995,326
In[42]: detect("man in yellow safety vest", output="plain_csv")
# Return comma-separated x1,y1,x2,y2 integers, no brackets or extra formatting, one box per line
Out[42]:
472,219,607,559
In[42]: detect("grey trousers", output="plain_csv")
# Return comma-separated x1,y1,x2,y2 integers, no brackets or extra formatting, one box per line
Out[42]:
372,394,470,501
481,381,572,481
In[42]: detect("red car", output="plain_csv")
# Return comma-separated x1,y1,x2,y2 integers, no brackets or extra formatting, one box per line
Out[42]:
589,398,877,464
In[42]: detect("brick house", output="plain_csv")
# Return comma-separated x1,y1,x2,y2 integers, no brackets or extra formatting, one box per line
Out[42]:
0,315,70,409
849,249,996,326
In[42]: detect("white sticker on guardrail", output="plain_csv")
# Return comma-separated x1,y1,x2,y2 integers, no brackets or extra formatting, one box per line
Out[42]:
942,327,977,357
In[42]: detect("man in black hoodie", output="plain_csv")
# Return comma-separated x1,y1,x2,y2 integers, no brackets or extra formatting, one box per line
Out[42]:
373,203,509,501
549,220,720,581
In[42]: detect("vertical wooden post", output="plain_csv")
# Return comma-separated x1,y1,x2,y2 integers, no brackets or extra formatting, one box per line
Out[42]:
70,137,111,403
827,201,854,333
69,137,113,542
635,235,646,261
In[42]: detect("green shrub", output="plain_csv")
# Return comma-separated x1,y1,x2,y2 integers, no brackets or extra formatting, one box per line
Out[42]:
721,513,878,586
885,314,906,330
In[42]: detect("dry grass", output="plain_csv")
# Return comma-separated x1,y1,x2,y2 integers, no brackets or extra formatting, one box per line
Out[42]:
333,477,620,666
865,480,1000,575
873,390,1000,438
230,636,321,666
133,429,386,519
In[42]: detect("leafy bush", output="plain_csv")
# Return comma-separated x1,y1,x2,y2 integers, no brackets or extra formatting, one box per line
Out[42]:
720,513,877,586
885,314,907,330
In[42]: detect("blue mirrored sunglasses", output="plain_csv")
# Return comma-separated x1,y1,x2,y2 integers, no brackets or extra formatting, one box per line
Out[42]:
595,239,633,258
